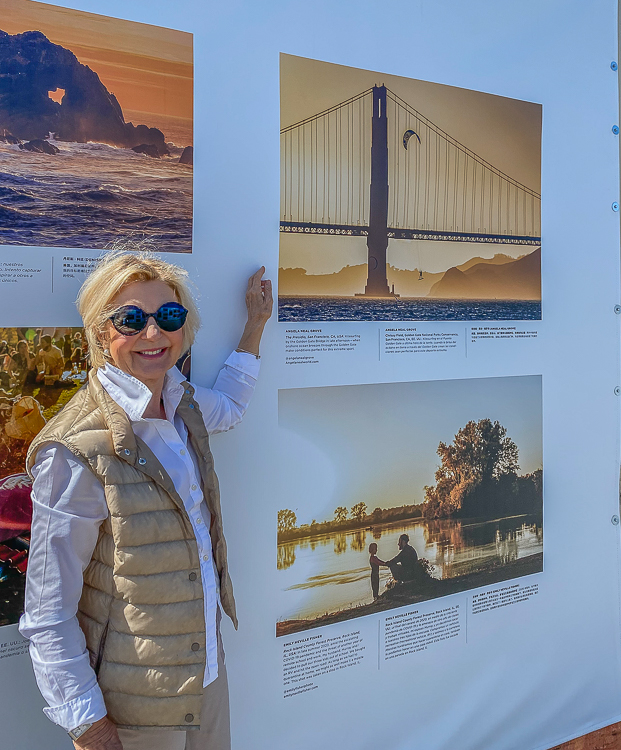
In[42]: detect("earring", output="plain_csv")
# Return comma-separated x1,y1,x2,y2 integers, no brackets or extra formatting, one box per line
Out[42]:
104,348,110,356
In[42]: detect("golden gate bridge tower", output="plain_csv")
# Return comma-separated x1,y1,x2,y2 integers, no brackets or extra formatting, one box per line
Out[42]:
364,85,391,296
280,83,541,297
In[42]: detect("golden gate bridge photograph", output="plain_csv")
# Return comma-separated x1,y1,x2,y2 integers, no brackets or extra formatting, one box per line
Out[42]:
279,55,542,322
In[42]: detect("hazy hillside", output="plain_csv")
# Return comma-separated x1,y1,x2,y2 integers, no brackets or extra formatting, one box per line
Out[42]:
279,265,368,296
278,251,537,298
456,253,522,272
428,247,541,300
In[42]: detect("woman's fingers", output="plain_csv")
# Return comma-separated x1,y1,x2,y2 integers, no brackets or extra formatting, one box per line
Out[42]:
262,279,273,306
247,266,266,290
246,269,272,306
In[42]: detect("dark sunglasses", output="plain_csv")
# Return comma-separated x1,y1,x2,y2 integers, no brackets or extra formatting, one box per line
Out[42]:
109,302,188,336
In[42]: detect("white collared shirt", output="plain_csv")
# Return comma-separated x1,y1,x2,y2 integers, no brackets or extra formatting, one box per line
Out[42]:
19,351,259,732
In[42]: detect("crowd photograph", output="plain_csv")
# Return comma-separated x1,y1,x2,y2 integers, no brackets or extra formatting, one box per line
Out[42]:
0,326,89,627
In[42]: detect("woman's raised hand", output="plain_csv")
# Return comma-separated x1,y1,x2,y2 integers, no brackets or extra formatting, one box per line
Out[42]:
237,267,273,357
245,266,273,325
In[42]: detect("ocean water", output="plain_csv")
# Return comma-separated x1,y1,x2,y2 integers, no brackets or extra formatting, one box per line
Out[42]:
0,139,192,252
279,295,541,322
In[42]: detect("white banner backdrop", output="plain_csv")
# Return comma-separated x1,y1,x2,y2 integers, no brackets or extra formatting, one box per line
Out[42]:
0,1,620,749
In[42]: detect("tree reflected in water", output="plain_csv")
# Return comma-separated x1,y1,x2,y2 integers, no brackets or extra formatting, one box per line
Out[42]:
350,530,366,552
334,533,347,555
277,543,296,571
422,516,542,576
495,528,519,563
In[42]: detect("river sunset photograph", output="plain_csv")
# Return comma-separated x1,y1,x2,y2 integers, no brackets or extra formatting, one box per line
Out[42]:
277,375,543,636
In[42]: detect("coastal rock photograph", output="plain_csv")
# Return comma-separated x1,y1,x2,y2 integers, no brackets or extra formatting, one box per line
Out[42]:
0,0,193,251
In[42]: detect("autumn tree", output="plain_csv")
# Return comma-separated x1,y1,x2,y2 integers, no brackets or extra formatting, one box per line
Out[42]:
436,418,519,485
277,509,297,534
423,419,525,519
350,502,367,522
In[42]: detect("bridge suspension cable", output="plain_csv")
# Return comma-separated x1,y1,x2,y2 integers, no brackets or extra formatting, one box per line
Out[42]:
386,89,540,240
281,89,373,230
281,86,541,245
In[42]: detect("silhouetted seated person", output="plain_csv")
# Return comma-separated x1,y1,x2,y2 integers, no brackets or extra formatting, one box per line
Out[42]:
388,533,419,583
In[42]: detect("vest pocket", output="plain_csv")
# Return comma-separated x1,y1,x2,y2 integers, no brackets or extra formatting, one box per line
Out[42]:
94,621,110,677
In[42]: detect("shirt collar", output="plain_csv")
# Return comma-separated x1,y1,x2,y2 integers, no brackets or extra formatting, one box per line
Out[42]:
96,363,186,422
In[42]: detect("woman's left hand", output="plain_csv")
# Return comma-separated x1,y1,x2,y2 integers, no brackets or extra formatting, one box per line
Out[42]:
237,267,273,356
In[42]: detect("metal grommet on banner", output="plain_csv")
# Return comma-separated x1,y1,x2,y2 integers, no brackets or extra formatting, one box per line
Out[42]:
613,126,620,135
612,515,620,525
615,386,620,395
613,202,620,212
615,305,621,314
612,61,618,71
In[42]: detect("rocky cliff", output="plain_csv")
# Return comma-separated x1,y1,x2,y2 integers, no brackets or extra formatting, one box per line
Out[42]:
0,30,167,153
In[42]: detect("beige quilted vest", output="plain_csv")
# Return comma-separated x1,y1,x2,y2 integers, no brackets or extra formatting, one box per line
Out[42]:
26,372,237,730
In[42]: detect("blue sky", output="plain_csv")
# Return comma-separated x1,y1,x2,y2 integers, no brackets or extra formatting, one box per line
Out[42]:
278,375,542,525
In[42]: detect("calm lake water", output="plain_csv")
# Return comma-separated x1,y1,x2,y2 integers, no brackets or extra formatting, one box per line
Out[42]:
277,515,543,622
278,296,541,322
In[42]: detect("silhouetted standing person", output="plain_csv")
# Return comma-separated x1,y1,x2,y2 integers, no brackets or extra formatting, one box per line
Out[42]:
368,542,387,599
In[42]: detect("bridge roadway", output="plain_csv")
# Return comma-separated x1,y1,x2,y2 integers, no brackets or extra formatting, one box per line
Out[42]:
280,221,541,246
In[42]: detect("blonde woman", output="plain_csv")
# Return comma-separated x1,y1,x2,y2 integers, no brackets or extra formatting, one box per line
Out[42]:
19,252,272,750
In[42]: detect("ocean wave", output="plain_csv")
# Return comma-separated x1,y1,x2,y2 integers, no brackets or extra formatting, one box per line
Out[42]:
133,188,186,200
59,188,121,202
0,187,35,203
55,186,187,205
73,142,123,153
0,171,42,187
0,205,60,228
92,185,184,200
0,143,193,251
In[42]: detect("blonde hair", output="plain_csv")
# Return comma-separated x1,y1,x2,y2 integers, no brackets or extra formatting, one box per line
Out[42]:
77,250,200,369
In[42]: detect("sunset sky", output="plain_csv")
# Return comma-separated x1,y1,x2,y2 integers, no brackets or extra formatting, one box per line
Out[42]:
280,54,541,275
278,376,542,526
0,0,192,128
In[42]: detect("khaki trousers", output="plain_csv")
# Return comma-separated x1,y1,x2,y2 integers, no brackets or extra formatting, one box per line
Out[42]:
117,641,230,750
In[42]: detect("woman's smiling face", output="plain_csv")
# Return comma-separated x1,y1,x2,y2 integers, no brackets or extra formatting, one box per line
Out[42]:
104,280,185,391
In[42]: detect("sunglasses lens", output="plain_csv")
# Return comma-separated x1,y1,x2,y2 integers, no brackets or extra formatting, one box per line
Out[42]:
111,306,146,335
155,303,188,332
110,303,188,335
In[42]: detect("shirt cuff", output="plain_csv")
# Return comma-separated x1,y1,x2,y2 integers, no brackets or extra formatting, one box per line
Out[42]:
42,683,107,732
225,350,261,379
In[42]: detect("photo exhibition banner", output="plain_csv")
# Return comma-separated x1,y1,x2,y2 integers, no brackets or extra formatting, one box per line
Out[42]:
0,1,620,749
